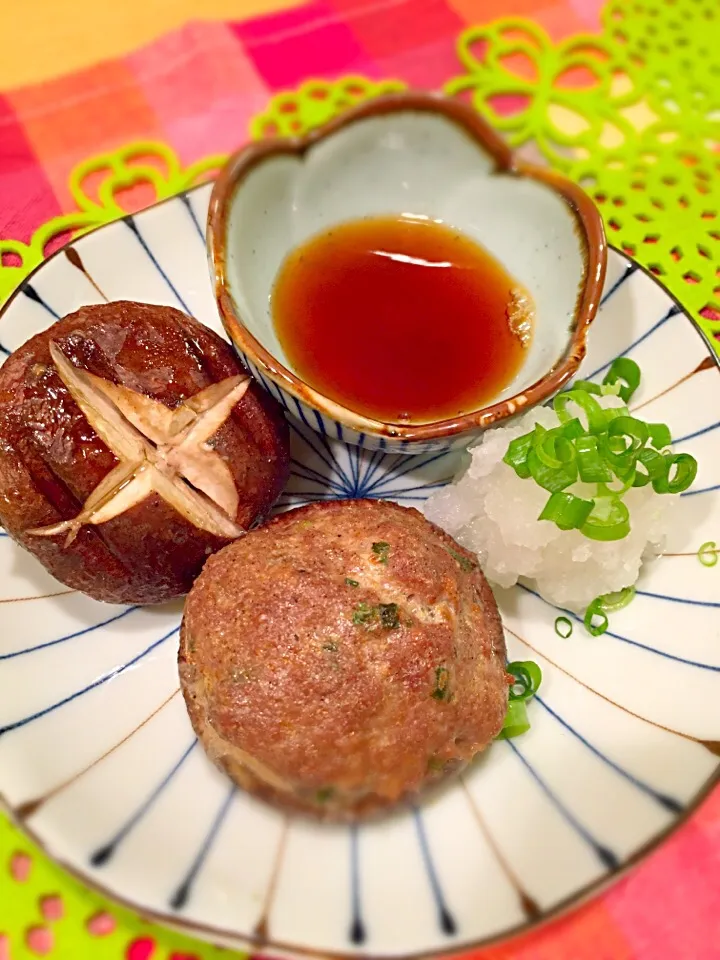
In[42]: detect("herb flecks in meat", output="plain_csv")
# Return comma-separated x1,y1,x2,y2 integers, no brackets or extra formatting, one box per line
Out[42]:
371,541,390,564
352,601,402,631
447,547,476,572
352,602,376,626
378,603,400,629
431,665,450,700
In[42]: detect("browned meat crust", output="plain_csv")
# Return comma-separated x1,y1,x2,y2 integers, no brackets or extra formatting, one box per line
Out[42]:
0,301,289,604
179,499,508,820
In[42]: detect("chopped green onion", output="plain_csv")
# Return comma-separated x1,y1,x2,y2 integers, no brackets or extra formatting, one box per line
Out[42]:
598,438,636,475
555,616,573,638
652,453,698,494
632,447,667,487
553,389,606,434
607,416,649,454
584,598,609,636
599,404,631,430
531,426,578,489
597,586,636,612
573,379,602,395
602,357,641,402
527,447,577,492
575,434,613,483
605,434,628,455
533,427,574,470
507,660,543,701
497,660,542,740
562,417,585,440
531,428,579,493
647,423,672,450
538,491,594,530
596,471,636,496
698,541,718,567
582,587,635,636
496,698,530,739
580,496,631,541
632,469,650,489
503,431,534,479
503,361,698,541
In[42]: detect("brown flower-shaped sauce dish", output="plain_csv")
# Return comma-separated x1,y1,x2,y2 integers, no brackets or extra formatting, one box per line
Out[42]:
208,91,607,455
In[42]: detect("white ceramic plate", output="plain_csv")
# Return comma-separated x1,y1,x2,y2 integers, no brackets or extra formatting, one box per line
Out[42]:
0,185,719,958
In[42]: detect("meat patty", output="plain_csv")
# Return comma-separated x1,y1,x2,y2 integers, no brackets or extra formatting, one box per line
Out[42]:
0,301,289,604
179,499,508,820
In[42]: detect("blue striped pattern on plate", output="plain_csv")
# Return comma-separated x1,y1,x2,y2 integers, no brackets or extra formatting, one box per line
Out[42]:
0,185,718,958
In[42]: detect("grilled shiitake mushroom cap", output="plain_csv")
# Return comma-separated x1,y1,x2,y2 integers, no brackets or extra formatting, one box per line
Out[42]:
0,301,289,604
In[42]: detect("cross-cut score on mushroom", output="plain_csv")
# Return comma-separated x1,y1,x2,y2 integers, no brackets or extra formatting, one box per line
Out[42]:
27,342,251,545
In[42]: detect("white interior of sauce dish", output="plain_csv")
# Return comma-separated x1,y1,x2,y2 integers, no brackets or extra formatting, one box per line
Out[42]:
223,111,588,409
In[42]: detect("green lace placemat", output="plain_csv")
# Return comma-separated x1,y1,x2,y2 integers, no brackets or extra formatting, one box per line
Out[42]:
1,7,718,347
1,2,719,958
1,818,230,960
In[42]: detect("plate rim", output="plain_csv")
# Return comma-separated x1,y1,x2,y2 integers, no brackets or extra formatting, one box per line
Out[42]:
0,189,718,959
